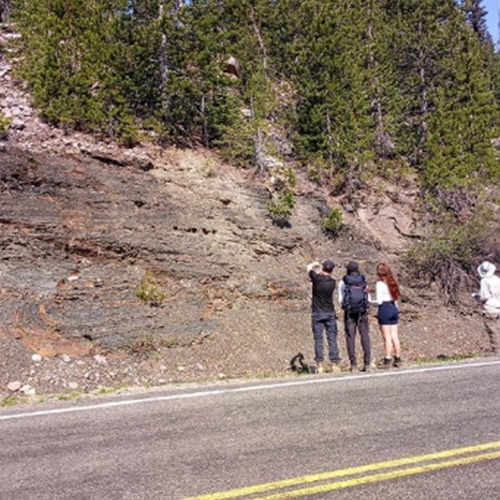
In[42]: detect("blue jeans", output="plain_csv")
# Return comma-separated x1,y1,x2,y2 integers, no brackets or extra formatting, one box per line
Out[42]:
312,311,340,362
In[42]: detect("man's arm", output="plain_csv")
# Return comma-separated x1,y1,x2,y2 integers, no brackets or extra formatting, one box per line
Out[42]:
307,261,322,273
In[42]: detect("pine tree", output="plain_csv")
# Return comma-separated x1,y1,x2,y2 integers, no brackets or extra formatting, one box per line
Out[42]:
10,0,499,184
0,0,13,21
423,1,499,190
459,0,491,45
493,51,500,106
268,1,372,187
364,0,402,170
14,0,140,143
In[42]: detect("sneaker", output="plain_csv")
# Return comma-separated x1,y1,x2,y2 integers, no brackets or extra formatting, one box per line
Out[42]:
378,357,393,369
361,364,371,372
316,362,325,374
393,357,402,368
349,364,358,373
329,362,342,373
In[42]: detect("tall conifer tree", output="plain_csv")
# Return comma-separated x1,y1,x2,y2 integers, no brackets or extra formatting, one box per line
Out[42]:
425,6,498,189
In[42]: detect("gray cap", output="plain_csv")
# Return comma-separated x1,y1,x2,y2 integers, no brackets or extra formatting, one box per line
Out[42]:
322,260,335,272
346,261,359,272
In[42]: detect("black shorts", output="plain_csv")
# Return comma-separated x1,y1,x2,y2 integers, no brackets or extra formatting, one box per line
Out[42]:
378,301,399,325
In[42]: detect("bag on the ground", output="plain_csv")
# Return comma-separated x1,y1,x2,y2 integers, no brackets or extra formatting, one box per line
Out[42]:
289,352,316,374
342,274,368,314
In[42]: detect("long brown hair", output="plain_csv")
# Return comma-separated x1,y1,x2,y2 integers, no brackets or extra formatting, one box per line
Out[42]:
376,262,401,301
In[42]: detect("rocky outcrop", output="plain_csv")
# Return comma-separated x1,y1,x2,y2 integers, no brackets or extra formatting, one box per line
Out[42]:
0,24,494,398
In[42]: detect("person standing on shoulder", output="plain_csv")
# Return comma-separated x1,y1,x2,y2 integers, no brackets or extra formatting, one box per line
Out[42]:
374,262,402,368
307,259,341,373
338,261,371,372
474,261,500,352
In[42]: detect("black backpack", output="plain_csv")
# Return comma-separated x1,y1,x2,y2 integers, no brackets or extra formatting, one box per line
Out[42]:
289,353,317,374
342,274,368,315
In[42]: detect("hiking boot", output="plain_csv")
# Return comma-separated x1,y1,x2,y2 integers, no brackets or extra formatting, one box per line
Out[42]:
361,364,371,373
378,357,393,369
349,364,358,373
329,362,342,373
325,358,341,372
316,361,325,374
393,357,402,368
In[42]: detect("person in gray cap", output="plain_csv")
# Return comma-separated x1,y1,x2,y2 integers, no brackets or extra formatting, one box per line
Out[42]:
474,261,500,352
307,259,341,373
338,261,371,372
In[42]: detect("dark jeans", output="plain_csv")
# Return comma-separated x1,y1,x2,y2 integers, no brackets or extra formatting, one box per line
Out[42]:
311,311,340,362
344,312,371,366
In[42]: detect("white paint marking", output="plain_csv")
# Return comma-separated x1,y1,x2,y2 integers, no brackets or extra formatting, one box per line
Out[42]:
1,360,500,422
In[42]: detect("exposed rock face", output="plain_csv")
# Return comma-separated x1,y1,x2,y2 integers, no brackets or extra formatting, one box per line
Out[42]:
0,143,361,386
2,142,317,353
0,25,494,397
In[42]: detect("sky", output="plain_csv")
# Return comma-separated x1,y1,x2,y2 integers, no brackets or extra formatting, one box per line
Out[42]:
484,0,499,45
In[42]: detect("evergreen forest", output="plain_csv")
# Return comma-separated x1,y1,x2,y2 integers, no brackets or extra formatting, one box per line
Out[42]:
2,0,500,296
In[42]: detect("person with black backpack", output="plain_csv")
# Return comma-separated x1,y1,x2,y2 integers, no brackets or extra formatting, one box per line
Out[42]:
338,261,371,372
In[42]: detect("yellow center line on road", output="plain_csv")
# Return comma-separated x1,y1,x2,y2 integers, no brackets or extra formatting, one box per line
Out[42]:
176,440,500,500
252,451,500,500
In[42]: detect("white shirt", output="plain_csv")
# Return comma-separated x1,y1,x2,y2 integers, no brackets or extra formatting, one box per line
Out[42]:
480,274,500,315
375,281,394,305
338,280,346,304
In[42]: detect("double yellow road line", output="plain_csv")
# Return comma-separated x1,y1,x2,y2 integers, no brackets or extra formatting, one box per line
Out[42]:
178,440,500,500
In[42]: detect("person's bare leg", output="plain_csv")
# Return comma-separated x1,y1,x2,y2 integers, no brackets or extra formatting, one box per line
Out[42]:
380,325,393,358
391,325,401,358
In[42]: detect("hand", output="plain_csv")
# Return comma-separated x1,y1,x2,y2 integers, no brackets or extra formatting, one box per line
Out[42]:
307,261,322,273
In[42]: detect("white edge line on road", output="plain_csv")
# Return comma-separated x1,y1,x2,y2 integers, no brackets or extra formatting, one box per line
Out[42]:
1,359,500,422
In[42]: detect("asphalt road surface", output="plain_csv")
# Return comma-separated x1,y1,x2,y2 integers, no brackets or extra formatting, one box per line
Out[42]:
1,360,500,500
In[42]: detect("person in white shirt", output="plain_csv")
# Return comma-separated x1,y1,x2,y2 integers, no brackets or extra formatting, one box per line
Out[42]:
374,262,402,368
474,261,500,352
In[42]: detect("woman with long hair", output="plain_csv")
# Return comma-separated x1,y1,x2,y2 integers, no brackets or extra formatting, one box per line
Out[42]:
375,263,402,368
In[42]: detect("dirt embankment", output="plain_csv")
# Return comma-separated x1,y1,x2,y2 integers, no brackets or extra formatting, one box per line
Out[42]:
0,25,495,399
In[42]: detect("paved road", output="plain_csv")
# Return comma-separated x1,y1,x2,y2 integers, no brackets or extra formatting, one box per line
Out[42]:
1,360,499,500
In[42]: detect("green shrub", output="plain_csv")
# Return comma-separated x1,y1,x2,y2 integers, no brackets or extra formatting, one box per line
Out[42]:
266,167,297,225
136,272,165,306
321,208,343,237
0,114,10,139
404,206,499,305
266,190,295,222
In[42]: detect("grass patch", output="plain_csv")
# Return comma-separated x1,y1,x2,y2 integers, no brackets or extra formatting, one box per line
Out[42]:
57,391,82,402
415,353,478,365
94,385,127,396
0,395,18,407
